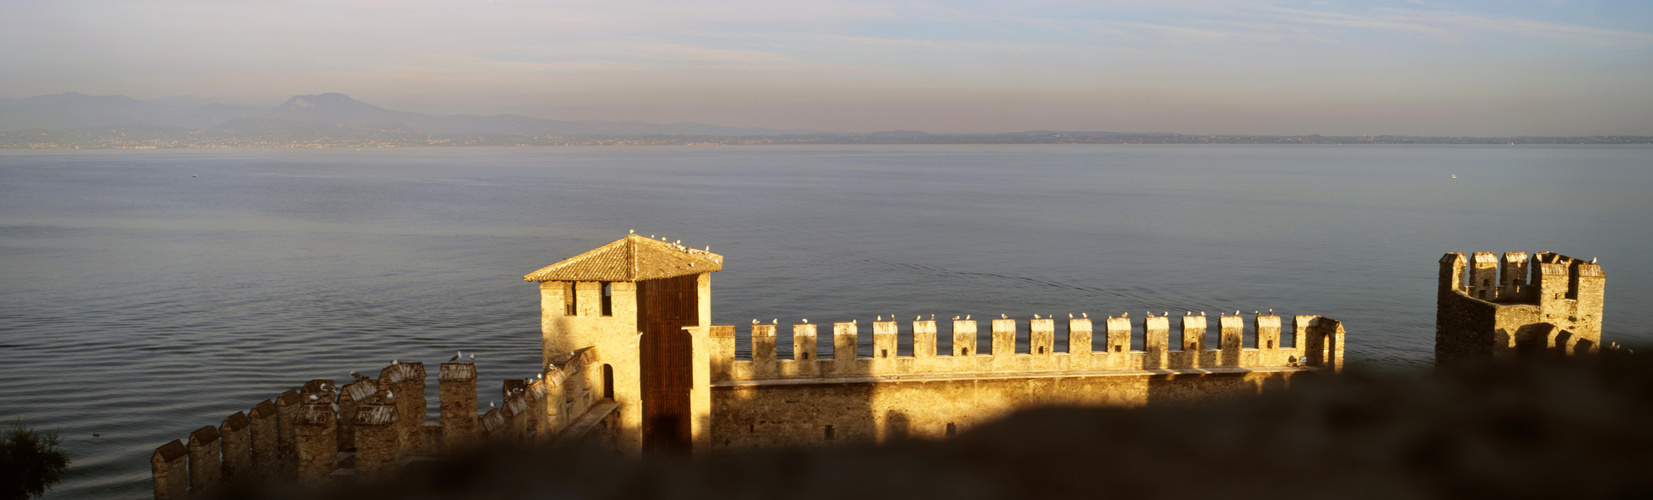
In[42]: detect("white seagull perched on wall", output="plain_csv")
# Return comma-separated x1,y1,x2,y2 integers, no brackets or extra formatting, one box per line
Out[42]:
450,351,461,362
752,318,759,325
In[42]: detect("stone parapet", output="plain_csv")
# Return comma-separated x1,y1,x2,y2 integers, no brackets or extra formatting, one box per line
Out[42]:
713,313,1344,383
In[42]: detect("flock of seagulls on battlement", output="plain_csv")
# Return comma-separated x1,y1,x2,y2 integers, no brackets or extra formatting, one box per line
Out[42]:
745,308,1300,327
447,351,477,363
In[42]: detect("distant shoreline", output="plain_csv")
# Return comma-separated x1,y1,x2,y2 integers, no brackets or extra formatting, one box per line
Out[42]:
3,131,1650,150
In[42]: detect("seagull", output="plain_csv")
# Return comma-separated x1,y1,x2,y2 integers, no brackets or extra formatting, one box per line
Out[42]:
537,373,543,380
1163,312,1168,318
1201,311,1206,316
1033,314,1040,319
1145,311,1153,317
1068,313,1074,319
1001,314,1008,319
772,319,778,324
1254,311,1259,315
386,391,393,398
965,315,971,320
1268,308,1274,315
469,353,476,361
753,318,759,325
391,359,398,365
630,229,635,234
1591,257,1598,264
1121,312,1128,318
802,319,808,324
877,315,882,321
675,240,680,245
490,401,497,409
852,319,857,325
916,315,921,321
1235,310,1240,316
1082,312,1088,319
930,314,935,321
954,315,960,320
450,351,461,362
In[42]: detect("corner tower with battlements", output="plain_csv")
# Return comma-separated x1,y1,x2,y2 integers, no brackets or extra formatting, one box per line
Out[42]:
1436,251,1605,365
523,233,721,454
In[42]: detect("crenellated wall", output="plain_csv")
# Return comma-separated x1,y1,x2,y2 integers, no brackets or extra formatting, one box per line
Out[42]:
705,312,1343,448
714,313,1342,383
1437,251,1605,365
149,352,614,498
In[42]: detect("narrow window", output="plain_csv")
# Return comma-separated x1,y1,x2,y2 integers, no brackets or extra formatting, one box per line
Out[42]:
1038,346,1045,354
600,282,613,317
945,423,957,437
564,282,577,316
1267,340,1274,349
602,364,614,400
960,347,969,356
1115,345,1123,352
880,349,888,358
824,425,835,441
802,352,810,360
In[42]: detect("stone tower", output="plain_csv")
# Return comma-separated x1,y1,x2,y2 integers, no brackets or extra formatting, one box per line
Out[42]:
1436,251,1604,365
524,234,721,454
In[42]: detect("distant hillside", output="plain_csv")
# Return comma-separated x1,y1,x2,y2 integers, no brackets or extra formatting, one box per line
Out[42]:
0,92,827,137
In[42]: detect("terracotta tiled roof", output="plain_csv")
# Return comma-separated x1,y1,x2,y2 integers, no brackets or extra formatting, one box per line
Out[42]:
524,234,722,282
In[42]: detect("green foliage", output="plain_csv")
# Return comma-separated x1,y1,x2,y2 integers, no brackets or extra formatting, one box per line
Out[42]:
0,419,71,500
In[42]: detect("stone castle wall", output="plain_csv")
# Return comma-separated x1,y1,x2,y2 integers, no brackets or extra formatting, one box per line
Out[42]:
1437,252,1604,365
705,313,1344,447
149,355,611,498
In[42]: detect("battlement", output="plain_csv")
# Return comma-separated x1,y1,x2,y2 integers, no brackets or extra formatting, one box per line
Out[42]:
151,352,613,498
1437,251,1605,365
710,312,1343,385
1439,251,1604,305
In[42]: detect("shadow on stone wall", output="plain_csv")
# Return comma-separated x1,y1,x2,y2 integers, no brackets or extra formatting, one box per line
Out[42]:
208,351,1653,499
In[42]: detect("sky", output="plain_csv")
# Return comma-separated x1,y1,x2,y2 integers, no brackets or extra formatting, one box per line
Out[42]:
2,0,1651,135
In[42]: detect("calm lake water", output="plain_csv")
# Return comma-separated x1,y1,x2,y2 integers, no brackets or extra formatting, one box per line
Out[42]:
2,145,1650,498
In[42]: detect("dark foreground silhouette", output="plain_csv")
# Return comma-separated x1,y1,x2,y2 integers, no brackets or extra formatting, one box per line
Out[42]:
212,352,1653,499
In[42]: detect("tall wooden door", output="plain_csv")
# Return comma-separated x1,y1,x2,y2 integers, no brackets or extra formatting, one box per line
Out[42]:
638,274,698,454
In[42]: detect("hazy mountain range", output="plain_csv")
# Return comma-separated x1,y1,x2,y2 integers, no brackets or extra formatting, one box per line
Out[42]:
0,92,827,137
